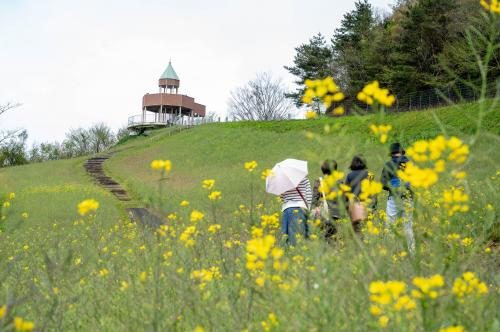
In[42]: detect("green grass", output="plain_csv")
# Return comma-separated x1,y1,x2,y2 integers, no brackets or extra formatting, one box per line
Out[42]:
0,100,498,331
106,101,500,217
0,156,122,228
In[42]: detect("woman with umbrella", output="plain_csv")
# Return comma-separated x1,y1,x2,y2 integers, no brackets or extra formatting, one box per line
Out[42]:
266,159,312,246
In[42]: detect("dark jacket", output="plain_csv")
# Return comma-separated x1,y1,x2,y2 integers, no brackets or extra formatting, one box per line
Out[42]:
311,177,342,219
380,155,413,198
345,169,377,208
345,169,369,197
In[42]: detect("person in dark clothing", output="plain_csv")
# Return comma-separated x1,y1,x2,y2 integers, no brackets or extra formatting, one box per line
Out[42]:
311,159,341,240
380,143,415,252
344,155,376,233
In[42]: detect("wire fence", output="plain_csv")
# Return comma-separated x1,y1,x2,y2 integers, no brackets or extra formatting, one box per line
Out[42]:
130,79,498,128
346,79,499,115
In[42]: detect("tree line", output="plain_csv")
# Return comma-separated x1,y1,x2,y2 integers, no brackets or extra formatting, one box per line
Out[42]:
284,0,500,110
0,104,125,167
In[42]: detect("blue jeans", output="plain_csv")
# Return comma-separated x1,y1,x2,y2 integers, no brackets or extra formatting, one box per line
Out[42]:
281,207,308,246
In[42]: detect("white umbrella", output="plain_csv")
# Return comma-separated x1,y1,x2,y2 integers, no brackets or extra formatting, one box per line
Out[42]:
266,159,308,195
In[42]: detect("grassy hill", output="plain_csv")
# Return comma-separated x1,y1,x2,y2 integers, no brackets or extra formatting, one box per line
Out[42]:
0,100,498,331
106,101,499,217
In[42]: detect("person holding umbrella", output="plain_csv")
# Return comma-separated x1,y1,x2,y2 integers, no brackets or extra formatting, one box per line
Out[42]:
266,159,312,246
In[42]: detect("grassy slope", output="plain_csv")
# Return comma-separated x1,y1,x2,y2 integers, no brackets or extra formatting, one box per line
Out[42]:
0,156,122,229
106,101,500,217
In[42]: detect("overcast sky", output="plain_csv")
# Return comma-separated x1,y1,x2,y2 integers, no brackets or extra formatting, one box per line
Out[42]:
0,0,394,143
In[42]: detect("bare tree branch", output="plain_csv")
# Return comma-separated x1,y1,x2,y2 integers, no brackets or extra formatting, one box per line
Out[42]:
0,102,21,117
0,102,22,146
228,73,293,121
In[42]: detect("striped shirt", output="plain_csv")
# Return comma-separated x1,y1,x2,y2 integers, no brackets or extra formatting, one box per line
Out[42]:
280,177,312,212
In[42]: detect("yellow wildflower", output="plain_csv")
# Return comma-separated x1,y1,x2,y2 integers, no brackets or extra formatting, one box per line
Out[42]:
202,179,215,190
208,191,222,201
14,317,34,331
480,0,500,13
305,110,318,119
439,326,465,332
0,305,6,319
190,210,204,222
244,160,258,172
77,199,99,216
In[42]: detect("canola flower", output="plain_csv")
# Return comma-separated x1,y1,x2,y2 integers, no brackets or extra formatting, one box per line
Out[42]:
441,187,469,216
369,124,392,143
150,159,172,172
412,274,445,299
305,110,318,119
369,280,416,327
480,0,500,13
261,169,274,180
180,200,190,207
244,160,258,172
0,304,6,319
77,199,99,216
190,210,204,222
208,191,222,201
332,106,345,115
439,326,466,332
359,179,383,202
452,272,488,299
14,317,35,331
261,313,279,331
318,171,346,199
207,224,221,234
21,212,29,219
357,81,396,107
202,179,215,190
302,77,345,108
179,226,197,247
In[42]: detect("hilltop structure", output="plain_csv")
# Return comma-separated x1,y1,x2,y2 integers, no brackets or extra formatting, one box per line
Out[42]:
128,61,206,131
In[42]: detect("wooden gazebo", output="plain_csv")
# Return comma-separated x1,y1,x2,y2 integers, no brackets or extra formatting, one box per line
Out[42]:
128,61,206,130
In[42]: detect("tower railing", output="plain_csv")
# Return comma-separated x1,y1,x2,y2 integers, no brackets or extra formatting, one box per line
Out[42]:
127,113,211,129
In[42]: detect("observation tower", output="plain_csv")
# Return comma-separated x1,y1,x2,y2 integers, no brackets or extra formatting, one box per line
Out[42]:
128,61,206,131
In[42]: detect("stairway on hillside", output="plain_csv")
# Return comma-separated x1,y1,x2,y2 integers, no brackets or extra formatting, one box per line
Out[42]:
84,155,131,201
84,154,163,228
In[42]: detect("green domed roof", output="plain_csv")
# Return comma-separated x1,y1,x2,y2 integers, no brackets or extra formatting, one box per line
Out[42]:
160,61,179,80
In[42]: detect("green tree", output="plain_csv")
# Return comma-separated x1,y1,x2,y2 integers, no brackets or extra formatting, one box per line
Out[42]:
284,33,333,109
331,0,383,97
383,0,458,94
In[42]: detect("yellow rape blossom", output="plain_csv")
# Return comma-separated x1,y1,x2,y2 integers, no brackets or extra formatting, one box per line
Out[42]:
439,326,465,332
302,77,344,108
180,200,190,207
207,224,221,234
202,179,215,190
480,0,500,13
14,317,34,331
370,124,392,143
0,304,6,319
150,159,172,172
357,81,395,107
442,187,469,216
208,191,222,201
261,169,274,180
244,160,258,172
305,110,318,119
412,274,445,299
452,272,488,299
190,210,204,222
77,199,99,216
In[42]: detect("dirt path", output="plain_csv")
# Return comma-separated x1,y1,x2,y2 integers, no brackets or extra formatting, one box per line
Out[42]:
84,154,162,227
